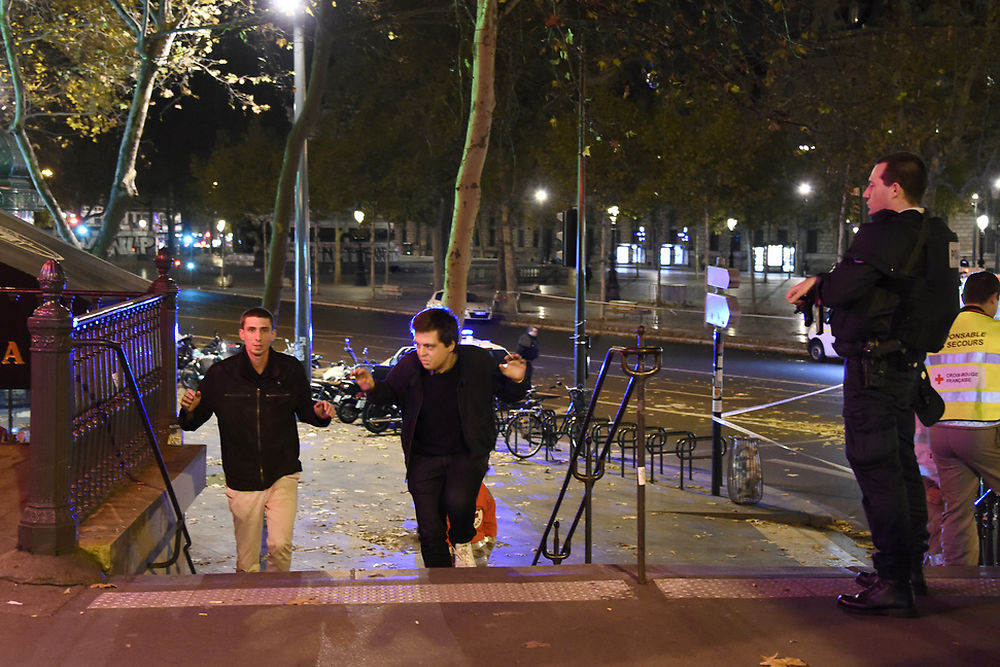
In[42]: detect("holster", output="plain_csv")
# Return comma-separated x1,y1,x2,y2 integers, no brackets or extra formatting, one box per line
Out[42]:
860,339,905,389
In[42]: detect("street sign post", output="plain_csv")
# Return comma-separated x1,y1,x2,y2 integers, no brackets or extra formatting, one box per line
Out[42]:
705,265,740,496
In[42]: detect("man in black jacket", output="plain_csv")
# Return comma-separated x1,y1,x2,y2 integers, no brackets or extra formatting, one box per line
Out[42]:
786,152,938,617
179,307,333,572
351,307,527,567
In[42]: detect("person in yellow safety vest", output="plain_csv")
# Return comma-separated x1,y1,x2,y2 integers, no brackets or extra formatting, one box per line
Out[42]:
925,270,1000,566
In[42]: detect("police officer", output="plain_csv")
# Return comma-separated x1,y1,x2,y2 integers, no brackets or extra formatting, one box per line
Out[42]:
925,270,1000,566
786,152,940,617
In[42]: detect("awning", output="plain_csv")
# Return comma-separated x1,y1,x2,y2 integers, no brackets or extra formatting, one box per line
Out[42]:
0,209,149,292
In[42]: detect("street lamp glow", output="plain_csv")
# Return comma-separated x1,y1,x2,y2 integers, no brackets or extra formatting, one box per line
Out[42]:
216,219,227,232
533,188,548,204
273,0,302,15
607,205,619,224
797,182,813,197
977,215,990,232
354,209,365,224
726,218,738,232
40,168,53,178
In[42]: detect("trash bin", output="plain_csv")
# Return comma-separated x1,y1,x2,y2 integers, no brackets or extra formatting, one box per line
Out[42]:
727,436,762,505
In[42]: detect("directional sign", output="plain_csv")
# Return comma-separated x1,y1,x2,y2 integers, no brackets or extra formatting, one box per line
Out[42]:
706,266,741,290
705,292,740,328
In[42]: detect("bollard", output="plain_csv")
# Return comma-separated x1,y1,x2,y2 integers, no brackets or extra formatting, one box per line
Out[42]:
727,436,763,505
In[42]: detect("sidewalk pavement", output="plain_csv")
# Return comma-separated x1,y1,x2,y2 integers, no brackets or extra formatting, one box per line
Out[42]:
3,415,1000,666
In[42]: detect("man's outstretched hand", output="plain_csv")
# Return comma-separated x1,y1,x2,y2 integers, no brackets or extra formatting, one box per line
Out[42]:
500,353,527,383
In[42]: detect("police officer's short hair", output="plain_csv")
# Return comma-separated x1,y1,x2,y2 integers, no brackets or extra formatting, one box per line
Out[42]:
410,307,459,347
875,151,928,203
962,271,1000,306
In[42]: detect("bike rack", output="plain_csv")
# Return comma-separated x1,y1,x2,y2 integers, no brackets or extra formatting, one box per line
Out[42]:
76,339,197,574
533,327,661,583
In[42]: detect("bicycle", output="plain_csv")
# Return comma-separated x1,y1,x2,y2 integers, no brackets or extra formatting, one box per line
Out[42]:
500,387,554,459
503,382,607,461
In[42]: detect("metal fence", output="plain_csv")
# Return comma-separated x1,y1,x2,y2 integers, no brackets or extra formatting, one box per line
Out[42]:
69,295,164,521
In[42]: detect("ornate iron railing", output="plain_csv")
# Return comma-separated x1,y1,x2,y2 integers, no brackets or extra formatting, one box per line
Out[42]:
69,295,163,521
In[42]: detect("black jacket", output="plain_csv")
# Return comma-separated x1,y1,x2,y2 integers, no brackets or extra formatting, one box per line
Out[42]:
178,348,330,491
817,208,924,355
365,345,527,468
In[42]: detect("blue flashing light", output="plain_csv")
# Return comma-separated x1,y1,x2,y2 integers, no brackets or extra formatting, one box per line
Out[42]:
182,234,194,247
74,225,89,237
186,261,195,271
460,327,474,337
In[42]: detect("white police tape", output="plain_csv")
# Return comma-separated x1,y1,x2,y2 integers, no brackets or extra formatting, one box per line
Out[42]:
713,383,853,475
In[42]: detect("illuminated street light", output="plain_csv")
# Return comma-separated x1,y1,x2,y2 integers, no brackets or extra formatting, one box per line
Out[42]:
354,209,365,224
726,218,738,268
978,214,990,268
216,219,229,287
797,182,812,197
972,193,981,264
533,188,549,204
275,0,311,369
606,205,620,300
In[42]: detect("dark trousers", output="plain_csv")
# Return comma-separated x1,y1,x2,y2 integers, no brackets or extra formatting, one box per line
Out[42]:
843,355,929,580
406,449,489,567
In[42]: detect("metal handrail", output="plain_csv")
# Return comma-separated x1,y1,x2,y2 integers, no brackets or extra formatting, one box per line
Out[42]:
75,339,196,573
533,328,661,582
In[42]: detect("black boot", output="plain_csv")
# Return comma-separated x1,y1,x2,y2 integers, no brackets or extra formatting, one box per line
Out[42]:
855,567,927,596
838,577,917,617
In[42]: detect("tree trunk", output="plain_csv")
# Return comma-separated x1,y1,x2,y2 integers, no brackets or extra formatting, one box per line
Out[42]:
92,32,175,257
0,4,80,248
444,0,498,324
836,165,851,262
261,5,335,315
703,198,711,273
334,224,342,285
499,203,517,314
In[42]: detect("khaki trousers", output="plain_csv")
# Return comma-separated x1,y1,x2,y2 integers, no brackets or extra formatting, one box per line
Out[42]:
225,473,300,572
929,424,1000,566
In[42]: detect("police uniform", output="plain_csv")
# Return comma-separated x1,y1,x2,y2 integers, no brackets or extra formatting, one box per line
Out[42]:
925,306,1000,565
816,208,930,586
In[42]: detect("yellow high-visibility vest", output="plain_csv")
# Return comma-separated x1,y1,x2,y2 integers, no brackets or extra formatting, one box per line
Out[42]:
926,309,1000,422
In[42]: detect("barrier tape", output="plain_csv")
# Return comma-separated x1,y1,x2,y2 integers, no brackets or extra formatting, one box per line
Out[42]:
714,383,853,475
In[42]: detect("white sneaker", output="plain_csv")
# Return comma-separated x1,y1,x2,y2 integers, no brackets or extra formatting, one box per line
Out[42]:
452,541,476,568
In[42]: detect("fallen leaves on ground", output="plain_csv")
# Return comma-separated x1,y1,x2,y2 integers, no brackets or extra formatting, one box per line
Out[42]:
760,653,807,666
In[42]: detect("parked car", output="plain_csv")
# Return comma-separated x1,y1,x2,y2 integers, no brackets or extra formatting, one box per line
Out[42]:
426,290,494,321
382,331,510,368
807,307,838,361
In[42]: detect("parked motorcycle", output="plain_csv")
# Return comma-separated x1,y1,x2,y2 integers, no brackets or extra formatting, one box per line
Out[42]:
361,401,402,434
177,334,196,370
332,337,394,423
178,334,240,390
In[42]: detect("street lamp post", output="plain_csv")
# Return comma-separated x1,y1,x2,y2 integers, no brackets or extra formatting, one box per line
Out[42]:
606,205,620,300
216,219,228,287
277,0,312,371
972,193,981,267
727,218,738,268
353,209,367,286
977,214,990,269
